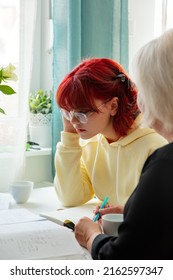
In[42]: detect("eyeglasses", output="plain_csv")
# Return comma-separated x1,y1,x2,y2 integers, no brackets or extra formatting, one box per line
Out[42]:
61,100,109,124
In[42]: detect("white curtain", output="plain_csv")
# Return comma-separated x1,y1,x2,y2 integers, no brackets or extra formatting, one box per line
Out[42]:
0,0,37,192
19,0,37,117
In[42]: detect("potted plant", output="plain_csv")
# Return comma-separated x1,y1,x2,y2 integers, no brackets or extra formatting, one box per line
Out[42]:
28,89,52,148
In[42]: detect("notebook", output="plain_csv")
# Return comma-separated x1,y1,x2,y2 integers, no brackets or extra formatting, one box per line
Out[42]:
0,208,91,260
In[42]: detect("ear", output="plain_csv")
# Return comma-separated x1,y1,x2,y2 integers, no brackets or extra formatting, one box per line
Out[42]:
110,97,119,116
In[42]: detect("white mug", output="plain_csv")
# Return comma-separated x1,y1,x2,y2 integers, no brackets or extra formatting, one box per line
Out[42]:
102,213,123,236
9,180,34,204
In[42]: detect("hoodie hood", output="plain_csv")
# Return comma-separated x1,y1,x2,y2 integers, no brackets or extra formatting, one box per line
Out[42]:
108,127,157,147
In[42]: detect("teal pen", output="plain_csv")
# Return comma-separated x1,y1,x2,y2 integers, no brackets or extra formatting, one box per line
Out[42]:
93,196,109,222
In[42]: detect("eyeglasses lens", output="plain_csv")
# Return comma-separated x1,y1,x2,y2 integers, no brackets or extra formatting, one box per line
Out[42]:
62,110,88,124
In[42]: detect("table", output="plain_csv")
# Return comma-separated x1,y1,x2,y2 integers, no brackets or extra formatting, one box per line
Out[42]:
9,186,62,214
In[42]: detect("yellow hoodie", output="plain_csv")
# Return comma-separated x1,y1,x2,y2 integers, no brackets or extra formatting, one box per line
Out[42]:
54,127,167,206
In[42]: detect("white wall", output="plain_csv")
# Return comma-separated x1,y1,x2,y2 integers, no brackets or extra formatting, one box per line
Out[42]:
23,151,53,187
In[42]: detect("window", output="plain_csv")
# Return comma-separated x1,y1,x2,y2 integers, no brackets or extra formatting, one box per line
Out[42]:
165,0,173,29
154,0,173,36
0,0,19,116
0,0,52,118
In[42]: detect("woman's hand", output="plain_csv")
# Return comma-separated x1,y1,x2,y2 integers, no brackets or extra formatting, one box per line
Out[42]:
62,116,77,133
93,204,124,219
75,217,102,252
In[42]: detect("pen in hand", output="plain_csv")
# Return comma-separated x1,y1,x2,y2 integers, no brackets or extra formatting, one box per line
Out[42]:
93,196,109,222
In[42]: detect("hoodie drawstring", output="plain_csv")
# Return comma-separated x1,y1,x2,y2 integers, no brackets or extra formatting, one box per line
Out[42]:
91,134,102,185
92,135,121,205
116,143,121,204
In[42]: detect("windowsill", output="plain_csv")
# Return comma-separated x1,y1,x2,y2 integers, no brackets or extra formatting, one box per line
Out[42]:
26,147,51,157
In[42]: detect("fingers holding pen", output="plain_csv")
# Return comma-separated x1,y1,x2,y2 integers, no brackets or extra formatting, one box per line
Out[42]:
93,204,124,219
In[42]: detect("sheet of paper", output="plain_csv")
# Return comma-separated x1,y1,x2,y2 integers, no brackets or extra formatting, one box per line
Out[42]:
0,193,11,210
0,208,45,225
40,199,100,225
0,220,87,260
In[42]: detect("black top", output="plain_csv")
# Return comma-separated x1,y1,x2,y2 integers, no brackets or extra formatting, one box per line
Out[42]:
92,143,173,259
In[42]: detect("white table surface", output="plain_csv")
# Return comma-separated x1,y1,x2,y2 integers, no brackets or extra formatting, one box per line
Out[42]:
9,186,63,214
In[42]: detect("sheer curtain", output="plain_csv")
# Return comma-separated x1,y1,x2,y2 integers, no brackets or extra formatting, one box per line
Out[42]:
51,0,129,176
0,0,37,192
19,0,37,117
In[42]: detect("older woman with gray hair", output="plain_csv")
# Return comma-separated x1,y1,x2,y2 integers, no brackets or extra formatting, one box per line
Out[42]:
74,28,173,260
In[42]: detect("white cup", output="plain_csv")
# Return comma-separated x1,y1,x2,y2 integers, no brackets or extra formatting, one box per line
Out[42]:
102,213,123,236
10,180,34,204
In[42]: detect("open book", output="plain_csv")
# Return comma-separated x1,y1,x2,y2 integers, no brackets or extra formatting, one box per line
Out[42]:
40,198,100,226
0,209,91,260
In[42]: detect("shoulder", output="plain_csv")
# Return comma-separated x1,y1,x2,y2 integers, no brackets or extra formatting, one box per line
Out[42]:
140,130,168,147
118,127,167,147
149,142,173,159
133,127,168,145
142,143,173,173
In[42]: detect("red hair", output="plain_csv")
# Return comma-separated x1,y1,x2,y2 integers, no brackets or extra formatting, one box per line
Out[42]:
56,58,139,136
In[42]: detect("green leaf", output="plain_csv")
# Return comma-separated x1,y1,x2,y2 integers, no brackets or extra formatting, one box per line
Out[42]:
0,107,6,114
0,85,16,95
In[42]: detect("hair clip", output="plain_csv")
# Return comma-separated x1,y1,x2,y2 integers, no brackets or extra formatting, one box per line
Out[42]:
116,73,126,82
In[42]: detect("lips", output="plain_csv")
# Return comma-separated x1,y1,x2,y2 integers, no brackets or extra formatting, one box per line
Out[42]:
75,128,86,133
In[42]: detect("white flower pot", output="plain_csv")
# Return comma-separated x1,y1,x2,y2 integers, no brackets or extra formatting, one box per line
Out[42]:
29,113,52,148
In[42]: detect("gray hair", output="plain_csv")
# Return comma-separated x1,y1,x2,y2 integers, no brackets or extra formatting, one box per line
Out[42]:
131,28,173,132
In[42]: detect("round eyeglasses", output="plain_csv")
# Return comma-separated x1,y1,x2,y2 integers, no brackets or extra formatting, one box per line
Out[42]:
61,100,109,124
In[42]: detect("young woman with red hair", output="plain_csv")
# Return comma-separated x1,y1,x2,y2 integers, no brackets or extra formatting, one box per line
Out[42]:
54,58,167,209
